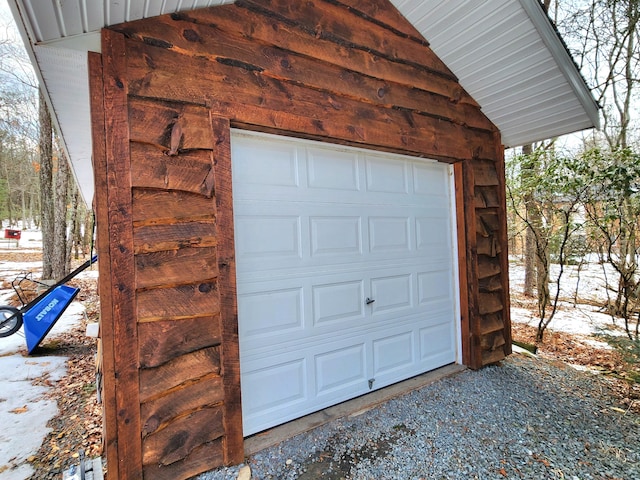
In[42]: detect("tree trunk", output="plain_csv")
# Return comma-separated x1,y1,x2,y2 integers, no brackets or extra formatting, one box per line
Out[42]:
39,90,54,280
52,150,70,279
66,184,79,270
522,143,536,296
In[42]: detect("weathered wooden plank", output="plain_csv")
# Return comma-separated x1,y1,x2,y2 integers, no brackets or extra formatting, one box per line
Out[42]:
454,162,471,368
88,51,120,476
476,235,501,257
124,40,497,162
136,247,219,289
120,6,479,106
475,186,500,208
139,345,221,400
130,143,215,197
472,160,500,186
129,97,213,149
138,319,221,371
210,115,244,465
494,133,512,356
142,406,225,466
478,273,503,293
142,440,224,480
482,347,506,366
133,220,217,254
339,0,426,40
137,282,221,322
116,15,493,132
101,28,143,479
141,375,225,437
132,189,216,225
476,211,500,237
478,255,501,280
478,292,503,315
459,159,482,369
480,330,506,351
241,0,456,79
479,312,505,335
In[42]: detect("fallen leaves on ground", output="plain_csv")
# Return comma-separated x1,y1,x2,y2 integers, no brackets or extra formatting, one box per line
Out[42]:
511,293,640,416
9,405,28,414
24,272,103,480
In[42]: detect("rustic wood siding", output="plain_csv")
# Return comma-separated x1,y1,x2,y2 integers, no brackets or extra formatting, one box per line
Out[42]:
94,1,512,478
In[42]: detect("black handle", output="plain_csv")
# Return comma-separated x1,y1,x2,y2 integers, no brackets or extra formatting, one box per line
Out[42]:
366,298,375,305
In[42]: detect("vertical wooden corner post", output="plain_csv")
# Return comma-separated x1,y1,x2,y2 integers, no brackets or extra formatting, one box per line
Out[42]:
88,49,119,473
210,115,244,465
96,29,143,479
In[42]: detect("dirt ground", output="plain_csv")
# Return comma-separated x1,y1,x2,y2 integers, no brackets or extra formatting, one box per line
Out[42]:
2,248,638,478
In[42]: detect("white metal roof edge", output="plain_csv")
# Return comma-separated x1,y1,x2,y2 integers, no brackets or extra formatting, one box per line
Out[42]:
518,0,601,130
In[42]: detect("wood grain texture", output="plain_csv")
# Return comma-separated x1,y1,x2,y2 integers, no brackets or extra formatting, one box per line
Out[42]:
88,51,119,473
101,29,143,479
240,0,455,79
494,134,512,357
210,115,244,465
454,162,472,368
166,6,475,105
130,144,215,197
129,98,213,149
124,40,495,163
142,406,225,466
139,346,221,400
117,14,492,132
135,247,219,289
141,375,225,437
132,189,217,225
133,220,218,254
142,440,224,480
460,159,482,369
138,320,221,370
137,282,221,322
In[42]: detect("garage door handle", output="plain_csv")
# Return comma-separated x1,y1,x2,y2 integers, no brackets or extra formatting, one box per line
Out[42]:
366,298,375,305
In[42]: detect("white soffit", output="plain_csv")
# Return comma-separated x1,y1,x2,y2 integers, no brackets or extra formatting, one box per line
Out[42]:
8,0,599,204
392,0,600,147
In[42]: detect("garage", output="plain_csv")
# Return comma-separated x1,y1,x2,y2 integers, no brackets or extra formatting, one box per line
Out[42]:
232,131,460,435
7,0,601,475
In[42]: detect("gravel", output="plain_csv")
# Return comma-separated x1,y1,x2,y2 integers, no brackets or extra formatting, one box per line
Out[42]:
198,355,640,480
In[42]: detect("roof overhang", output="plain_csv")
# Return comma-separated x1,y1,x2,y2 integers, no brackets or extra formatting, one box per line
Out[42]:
7,0,600,205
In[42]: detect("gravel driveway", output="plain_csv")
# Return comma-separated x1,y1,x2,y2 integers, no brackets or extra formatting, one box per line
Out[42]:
199,354,639,480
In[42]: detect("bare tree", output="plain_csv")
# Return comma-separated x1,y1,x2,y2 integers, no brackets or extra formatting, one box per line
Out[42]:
39,90,54,280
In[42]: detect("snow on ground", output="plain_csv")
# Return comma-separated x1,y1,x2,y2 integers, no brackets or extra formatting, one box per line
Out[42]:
509,257,629,341
0,228,88,480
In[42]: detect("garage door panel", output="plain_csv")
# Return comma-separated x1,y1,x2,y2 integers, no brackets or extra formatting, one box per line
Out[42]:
241,358,307,416
416,216,453,251
235,214,301,260
413,162,450,197
372,331,415,376
315,342,366,395
238,287,304,339
370,274,413,314
310,216,363,257
365,156,409,194
312,280,365,326
418,270,455,305
369,216,411,253
420,321,457,362
307,147,360,191
232,138,300,189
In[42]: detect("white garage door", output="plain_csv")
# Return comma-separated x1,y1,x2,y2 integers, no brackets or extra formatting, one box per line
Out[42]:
231,131,460,436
